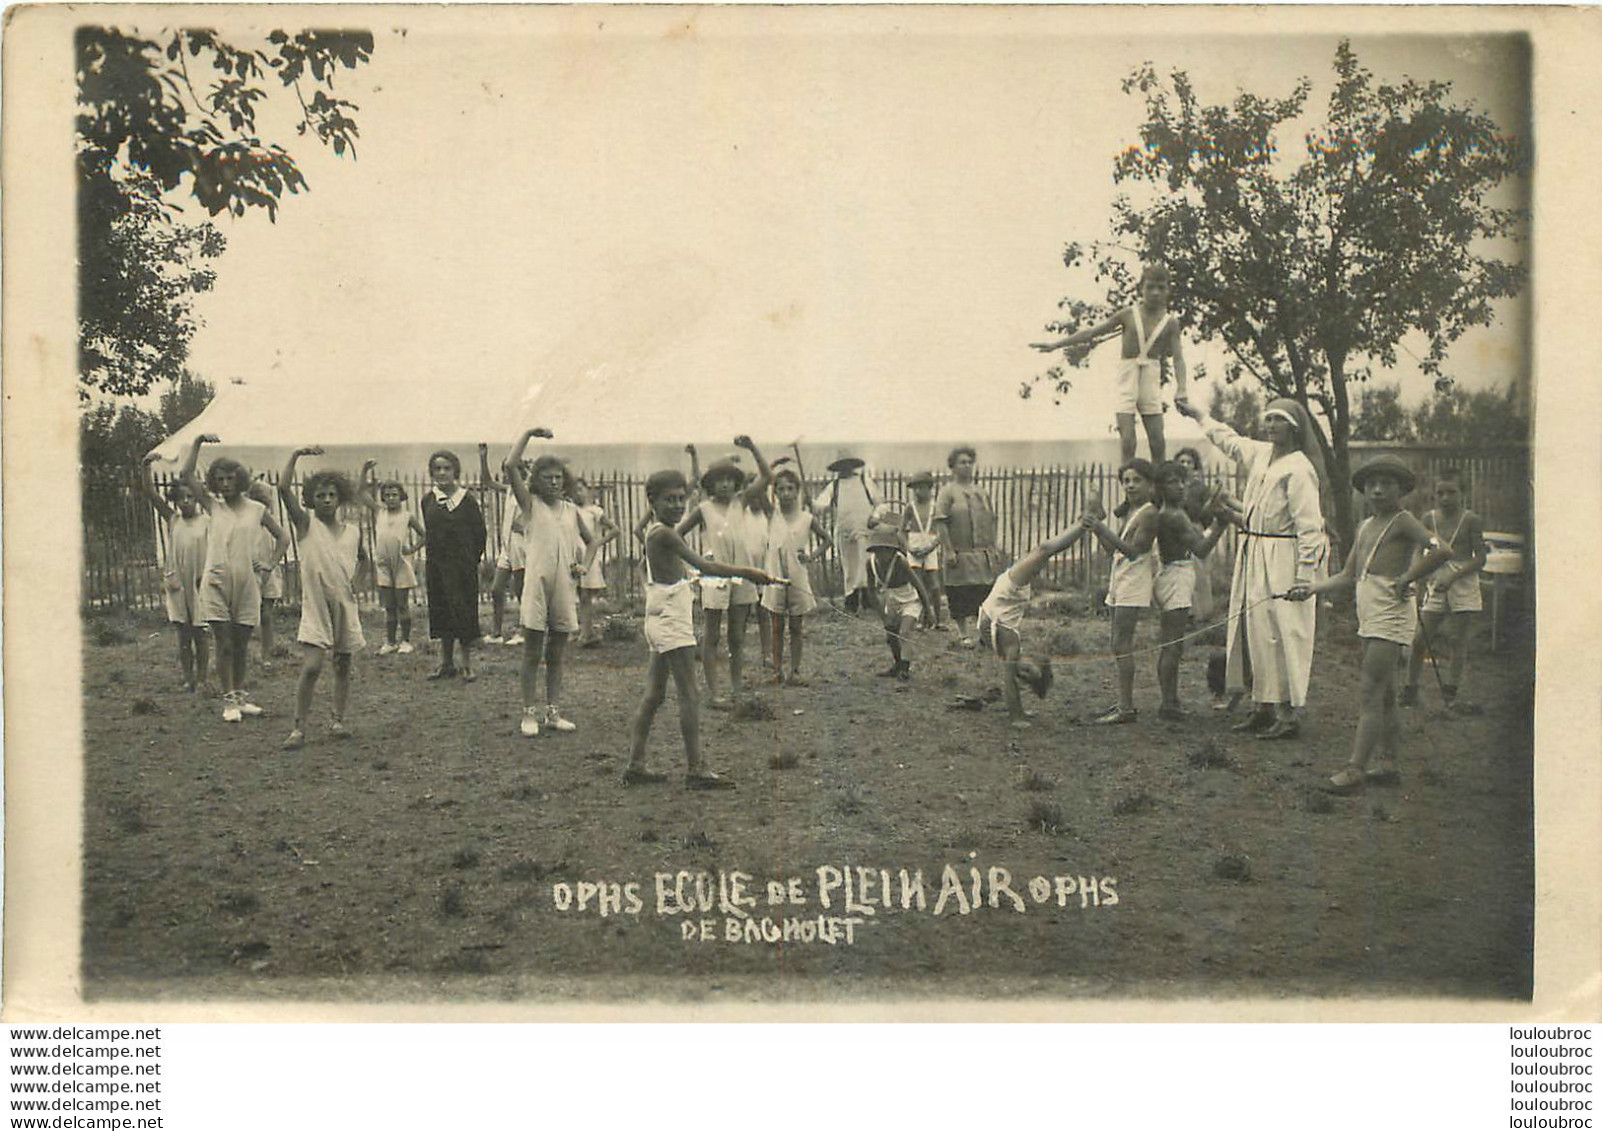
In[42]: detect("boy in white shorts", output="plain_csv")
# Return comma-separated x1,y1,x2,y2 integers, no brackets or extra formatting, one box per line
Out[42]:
625,470,784,790
975,503,1099,728
865,528,931,681
902,471,946,629
1401,468,1487,708
1297,455,1450,794
1152,462,1231,721
1083,459,1160,724
1032,264,1189,464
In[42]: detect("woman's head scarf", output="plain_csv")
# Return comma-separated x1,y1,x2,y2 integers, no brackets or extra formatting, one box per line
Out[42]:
1264,397,1332,519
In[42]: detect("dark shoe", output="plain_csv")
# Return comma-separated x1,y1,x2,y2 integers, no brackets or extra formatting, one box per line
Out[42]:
1156,705,1192,722
427,666,459,681
686,772,736,791
894,661,911,681
1256,719,1301,741
1232,710,1274,734
877,663,902,678
1397,685,1417,708
622,767,669,786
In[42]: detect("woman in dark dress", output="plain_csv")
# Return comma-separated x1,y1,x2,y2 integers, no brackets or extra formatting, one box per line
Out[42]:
421,449,486,681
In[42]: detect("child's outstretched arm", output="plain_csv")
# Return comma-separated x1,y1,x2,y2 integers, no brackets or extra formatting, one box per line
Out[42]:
179,433,217,507
405,514,427,554
660,525,782,587
1031,310,1124,354
1169,327,1188,401
1394,516,1453,600
674,499,706,538
1083,505,1156,558
139,452,175,522
1193,512,1232,559
1303,552,1355,599
1011,523,1090,587
278,447,319,537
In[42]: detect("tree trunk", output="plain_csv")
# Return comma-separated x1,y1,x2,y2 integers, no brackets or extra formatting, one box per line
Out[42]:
1327,353,1356,556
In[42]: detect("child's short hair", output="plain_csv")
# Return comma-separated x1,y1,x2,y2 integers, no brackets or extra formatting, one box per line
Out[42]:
1139,264,1172,288
772,467,802,490
1118,458,1156,482
427,450,461,476
164,481,196,505
1435,466,1464,487
302,470,356,508
947,445,977,469
1154,460,1189,488
530,454,566,478
377,479,409,501
205,457,249,491
646,469,688,502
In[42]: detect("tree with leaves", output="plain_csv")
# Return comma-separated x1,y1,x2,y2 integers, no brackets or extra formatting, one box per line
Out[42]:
1348,384,1416,443
78,26,374,398
1027,41,1528,541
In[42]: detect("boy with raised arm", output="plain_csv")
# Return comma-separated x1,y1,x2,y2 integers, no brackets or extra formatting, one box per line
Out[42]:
625,470,785,790
1032,264,1188,464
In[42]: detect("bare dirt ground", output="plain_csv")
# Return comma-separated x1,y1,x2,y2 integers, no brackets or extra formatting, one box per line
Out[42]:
80,587,1533,1004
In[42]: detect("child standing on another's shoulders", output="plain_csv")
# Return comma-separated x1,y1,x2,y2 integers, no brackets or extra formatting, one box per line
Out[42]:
360,461,425,656
1296,455,1451,794
624,470,784,790
1401,467,1487,710
1032,264,1188,464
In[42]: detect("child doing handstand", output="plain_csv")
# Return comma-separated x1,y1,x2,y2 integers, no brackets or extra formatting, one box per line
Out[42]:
624,470,784,790
360,461,425,655
278,447,365,749
975,502,1101,728
140,452,211,691
1294,456,1451,794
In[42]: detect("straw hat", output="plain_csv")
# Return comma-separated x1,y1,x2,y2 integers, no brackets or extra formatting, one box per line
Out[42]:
866,527,904,551
1351,454,1417,495
907,470,936,489
699,459,745,491
827,449,866,474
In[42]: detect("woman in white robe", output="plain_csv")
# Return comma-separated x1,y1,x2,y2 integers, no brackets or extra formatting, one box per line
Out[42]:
1178,396,1328,740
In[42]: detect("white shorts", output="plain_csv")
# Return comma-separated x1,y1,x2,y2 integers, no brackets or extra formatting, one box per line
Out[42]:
1153,559,1197,612
260,563,284,600
1421,570,1482,614
761,579,817,617
1116,358,1163,416
882,583,922,623
1357,575,1417,646
520,571,579,634
699,575,759,610
1105,555,1155,609
644,582,697,654
977,569,1031,655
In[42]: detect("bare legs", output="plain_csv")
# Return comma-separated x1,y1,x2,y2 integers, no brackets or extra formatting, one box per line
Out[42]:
1115,412,1167,464
628,648,715,782
291,645,353,737
700,603,753,703
520,630,570,714
209,621,254,695
175,624,210,690
1156,607,1190,715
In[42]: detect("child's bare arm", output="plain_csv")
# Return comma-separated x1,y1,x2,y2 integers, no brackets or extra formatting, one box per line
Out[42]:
358,460,381,513
1168,324,1188,398
1395,514,1453,596
1085,506,1155,558
1031,310,1125,353
179,434,216,507
734,436,772,496
260,508,291,569
139,453,175,521
278,448,318,536
406,515,426,554
663,526,781,586
674,503,705,538
477,443,508,494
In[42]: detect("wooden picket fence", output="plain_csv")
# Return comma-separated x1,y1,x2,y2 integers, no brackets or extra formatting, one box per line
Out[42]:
81,448,1530,614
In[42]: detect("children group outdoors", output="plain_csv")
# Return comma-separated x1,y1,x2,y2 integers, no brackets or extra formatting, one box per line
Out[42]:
143,265,1493,797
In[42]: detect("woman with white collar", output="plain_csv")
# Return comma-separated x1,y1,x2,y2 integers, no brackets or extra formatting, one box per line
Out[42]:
420,448,487,681
1176,395,1328,740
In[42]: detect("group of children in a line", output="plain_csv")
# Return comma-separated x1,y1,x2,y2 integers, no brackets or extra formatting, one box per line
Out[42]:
145,261,1489,795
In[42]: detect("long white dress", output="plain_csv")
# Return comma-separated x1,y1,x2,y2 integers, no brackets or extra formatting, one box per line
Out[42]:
1203,419,1326,708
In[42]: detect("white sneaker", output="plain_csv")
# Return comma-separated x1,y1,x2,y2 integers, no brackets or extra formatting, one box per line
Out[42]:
505,634,525,647
484,635,505,645
377,643,398,656
222,693,243,724
236,695,264,718
519,708,541,738
544,707,577,733
396,641,415,655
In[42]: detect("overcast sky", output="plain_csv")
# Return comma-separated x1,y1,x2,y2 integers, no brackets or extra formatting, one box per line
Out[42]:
171,14,1530,444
